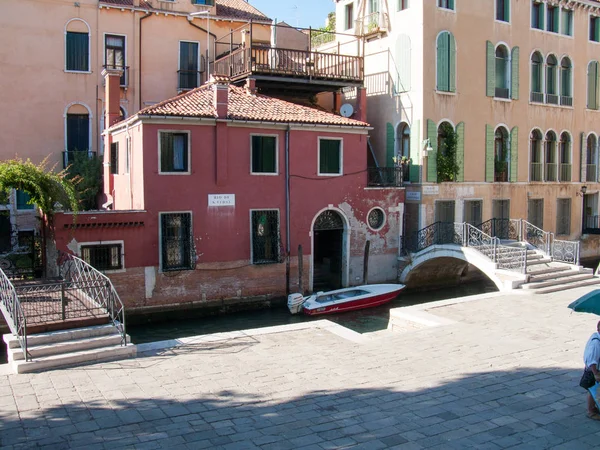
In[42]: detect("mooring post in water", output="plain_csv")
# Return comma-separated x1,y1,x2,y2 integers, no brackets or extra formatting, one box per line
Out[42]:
363,240,370,284
298,244,303,293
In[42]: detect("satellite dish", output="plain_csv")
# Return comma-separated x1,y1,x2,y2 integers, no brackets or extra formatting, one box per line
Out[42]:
340,103,354,118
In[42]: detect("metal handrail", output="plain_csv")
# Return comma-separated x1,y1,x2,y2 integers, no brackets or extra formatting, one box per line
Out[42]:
522,219,551,255
60,253,126,346
0,267,28,360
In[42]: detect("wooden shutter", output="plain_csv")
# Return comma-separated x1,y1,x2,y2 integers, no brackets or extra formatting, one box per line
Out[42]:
581,132,587,182
511,46,519,100
486,41,495,97
504,0,510,21
449,33,456,92
409,119,421,182
510,126,518,182
456,122,465,182
437,33,449,91
588,61,598,110
386,122,395,166
485,124,494,182
427,119,438,182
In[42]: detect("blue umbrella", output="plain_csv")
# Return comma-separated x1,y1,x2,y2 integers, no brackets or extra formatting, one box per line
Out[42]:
568,290,600,315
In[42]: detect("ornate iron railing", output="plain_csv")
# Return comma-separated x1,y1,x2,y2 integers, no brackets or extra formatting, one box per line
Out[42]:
0,267,28,360
523,220,551,254
478,218,519,241
60,253,126,346
552,239,580,265
403,221,459,253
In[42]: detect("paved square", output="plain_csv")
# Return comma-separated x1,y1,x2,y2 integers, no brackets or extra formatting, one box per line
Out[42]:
2,286,600,449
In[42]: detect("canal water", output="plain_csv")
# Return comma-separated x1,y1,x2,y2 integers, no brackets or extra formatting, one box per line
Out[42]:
128,279,497,344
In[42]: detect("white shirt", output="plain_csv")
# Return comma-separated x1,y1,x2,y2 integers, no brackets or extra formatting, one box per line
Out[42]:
584,331,600,369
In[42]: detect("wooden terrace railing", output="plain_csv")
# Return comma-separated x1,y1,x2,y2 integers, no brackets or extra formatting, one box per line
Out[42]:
214,46,363,83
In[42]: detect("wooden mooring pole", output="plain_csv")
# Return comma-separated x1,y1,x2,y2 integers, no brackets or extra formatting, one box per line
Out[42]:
298,244,303,293
363,240,370,284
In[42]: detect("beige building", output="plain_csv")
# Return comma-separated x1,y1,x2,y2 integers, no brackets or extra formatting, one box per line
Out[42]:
333,0,600,260
0,0,270,251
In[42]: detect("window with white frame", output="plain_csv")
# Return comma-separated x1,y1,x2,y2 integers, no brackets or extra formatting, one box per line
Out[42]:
318,138,342,175
81,243,123,271
251,210,280,264
496,0,509,22
547,5,559,33
561,8,573,36
559,132,571,181
66,31,90,72
344,2,354,30
104,34,127,86
160,212,194,271
532,1,544,30
495,45,510,98
591,16,600,42
178,41,200,90
560,57,572,106
251,135,277,174
587,61,599,110
438,0,454,10
546,54,558,104
159,132,189,173
530,51,544,103
398,0,408,11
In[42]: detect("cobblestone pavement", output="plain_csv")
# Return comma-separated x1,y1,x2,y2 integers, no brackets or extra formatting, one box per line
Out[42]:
2,287,600,449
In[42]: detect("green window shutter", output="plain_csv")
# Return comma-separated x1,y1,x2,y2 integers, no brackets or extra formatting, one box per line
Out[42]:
511,46,519,100
588,61,598,109
504,0,510,21
319,139,341,174
456,122,465,182
449,34,456,92
581,132,587,182
409,119,421,182
485,124,494,182
386,122,395,166
486,41,495,97
437,33,449,91
66,32,89,71
510,126,518,182
427,119,438,182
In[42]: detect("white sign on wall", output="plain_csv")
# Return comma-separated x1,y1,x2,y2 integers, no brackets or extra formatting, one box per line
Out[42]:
422,186,440,196
406,191,421,201
208,194,235,206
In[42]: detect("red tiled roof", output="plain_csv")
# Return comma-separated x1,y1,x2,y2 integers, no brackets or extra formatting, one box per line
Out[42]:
137,83,368,127
99,0,270,21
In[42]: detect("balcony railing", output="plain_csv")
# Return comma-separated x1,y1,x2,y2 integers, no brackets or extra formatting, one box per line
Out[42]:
367,166,405,187
494,165,508,182
177,70,201,91
546,93,559,105
586,164,597,182
585,215,600,234
530,91,544,103
311,31,336,48
545,162,558,181
214,46,363,83
560,95,573,106
530,162,543,181
495,87,510,99
355,11,389,36
559,163,571,181
102,64,129,87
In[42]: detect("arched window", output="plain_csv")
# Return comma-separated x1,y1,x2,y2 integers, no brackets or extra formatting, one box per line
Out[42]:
560,57,572,105
65,19,90,72
436,31,456,93
530,129,543,181
546,55,558,104
494,127,509,182
495,46,510,98
588,61,599,110
544,131,557,181
437,121,456,181
531,52,543,102
559,132,571,182
65,103,91,168
587,134,598,182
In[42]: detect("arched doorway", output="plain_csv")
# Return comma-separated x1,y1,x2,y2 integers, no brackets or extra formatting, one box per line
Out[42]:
313,210,345,291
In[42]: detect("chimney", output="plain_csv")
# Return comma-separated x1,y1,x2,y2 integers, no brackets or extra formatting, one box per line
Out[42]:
354,87,367,123
245,78,257,95
102,67,124,128
212,75,229,118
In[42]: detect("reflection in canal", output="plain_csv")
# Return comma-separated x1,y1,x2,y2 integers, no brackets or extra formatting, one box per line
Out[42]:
128,279,497,344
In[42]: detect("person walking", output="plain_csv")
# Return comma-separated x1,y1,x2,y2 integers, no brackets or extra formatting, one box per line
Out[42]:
583,320,600,420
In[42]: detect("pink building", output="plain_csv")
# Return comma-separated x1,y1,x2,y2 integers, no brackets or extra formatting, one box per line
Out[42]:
53,76,405,315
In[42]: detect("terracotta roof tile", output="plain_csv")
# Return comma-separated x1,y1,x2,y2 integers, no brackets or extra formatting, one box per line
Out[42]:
138,83,368,127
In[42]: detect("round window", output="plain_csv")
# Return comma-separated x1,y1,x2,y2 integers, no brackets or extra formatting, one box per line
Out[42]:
367,208,385,230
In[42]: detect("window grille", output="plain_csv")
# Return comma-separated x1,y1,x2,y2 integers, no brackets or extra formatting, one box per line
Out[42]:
161,213,194,271
368,208,385,229
556,198,571,235
251,210,280,264
81,244,123,271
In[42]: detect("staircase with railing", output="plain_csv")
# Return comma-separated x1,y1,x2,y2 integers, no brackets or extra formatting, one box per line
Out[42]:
0,253,134,373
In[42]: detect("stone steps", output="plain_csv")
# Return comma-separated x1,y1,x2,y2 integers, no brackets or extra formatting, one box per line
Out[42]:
3,324,136,374
527,277,600,294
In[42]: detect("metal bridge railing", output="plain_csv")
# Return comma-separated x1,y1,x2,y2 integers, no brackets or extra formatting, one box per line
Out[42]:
0,267,28,360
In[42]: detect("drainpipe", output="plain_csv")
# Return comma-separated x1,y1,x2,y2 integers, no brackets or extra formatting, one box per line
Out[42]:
285,125,291,294
187,19,217,82
138,11,152,111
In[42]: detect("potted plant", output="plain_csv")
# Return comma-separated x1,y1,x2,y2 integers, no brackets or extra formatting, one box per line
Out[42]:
495,159,508,181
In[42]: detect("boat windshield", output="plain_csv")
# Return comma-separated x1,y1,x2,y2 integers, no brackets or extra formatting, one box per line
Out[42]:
315,289,370,303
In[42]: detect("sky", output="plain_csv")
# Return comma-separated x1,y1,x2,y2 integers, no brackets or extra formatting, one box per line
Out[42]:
247,0,335,29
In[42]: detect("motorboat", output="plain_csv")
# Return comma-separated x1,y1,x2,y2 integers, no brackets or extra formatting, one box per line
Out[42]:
287,284,406,315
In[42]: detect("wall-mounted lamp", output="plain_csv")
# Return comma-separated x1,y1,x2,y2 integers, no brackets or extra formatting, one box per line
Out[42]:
422,139,433,153
577,185,588,196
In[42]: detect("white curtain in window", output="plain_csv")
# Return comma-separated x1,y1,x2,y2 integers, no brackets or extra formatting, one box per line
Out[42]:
173,135,185,170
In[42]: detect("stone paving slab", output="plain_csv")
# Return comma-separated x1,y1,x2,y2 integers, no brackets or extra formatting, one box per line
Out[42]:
2,286,600,448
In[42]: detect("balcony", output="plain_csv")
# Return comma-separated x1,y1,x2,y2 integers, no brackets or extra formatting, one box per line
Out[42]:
560,95,573,107
367,166,406,187
530,91,544,103
585,215,600,235
355,12,389,37
214,45,363,93
530,162,543,181
546,93,559,105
